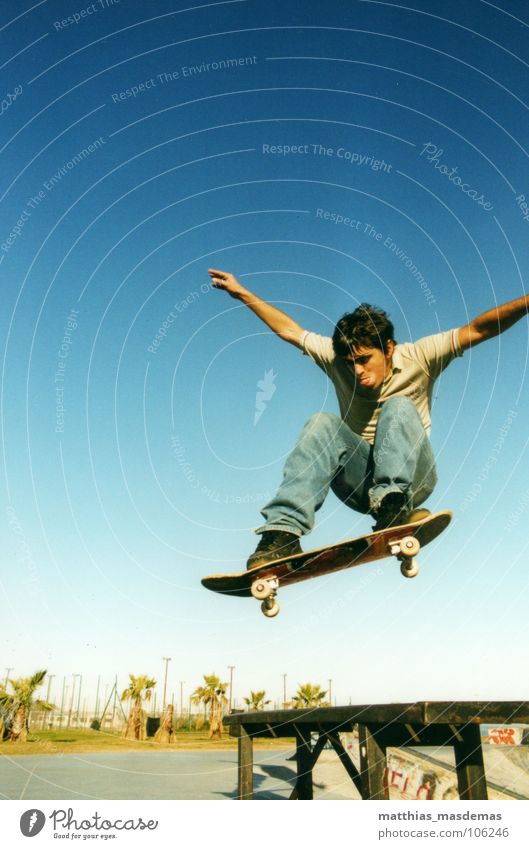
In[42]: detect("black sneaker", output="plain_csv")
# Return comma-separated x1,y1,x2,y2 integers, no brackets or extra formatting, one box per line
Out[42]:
373,494,431,531
247,530,302,570
372,491,408,531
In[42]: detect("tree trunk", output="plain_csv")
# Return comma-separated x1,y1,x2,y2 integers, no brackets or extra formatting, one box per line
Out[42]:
10,706,27,742
209,698,223,739
123,701,145,740
154,704,175,744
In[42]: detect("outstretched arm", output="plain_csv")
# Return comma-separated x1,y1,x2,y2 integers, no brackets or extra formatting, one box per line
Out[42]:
458,294,529,351
208,268,305,348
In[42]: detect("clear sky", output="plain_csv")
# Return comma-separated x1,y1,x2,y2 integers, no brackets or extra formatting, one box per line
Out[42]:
1,0,529,713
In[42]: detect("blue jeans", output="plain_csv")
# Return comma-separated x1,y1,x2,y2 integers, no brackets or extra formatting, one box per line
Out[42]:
256,397,437,536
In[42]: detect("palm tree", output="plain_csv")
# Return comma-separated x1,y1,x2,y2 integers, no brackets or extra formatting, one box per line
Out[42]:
121,674,156,740
154,703,175,744
191,674,229,739
0,670,54,742
243,690,271,711
291,682,329,709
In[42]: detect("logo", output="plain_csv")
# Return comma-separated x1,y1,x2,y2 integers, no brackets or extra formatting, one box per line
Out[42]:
20,809,46,837
254,368,277,425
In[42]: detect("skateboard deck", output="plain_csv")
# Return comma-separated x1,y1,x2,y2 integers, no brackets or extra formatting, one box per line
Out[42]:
201,510,451,617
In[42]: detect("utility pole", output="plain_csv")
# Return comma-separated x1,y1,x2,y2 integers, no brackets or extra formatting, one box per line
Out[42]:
111,675,118,728
228,666,235,712
44,674,55,729
59,677,66,728
46,674,55,704
282,674,287,708
4,668,13,688
67,675,79,727
328,679,332,707
179,681,185,718
76,675,83,726
162,657,171,710
95,676,101,718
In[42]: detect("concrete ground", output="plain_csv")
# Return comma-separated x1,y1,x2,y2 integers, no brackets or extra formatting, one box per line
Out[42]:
1,746,527,800
0,749,355,801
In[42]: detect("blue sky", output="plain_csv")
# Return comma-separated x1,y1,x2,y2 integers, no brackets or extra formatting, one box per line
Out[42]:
2,0,529,713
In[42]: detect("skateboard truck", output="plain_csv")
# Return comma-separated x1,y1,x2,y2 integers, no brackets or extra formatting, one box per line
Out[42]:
251,536,422,617
250,576,280,617
388,534,421,578
202,511,451,619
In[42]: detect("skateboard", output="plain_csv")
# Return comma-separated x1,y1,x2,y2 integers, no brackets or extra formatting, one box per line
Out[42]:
201,510,451,618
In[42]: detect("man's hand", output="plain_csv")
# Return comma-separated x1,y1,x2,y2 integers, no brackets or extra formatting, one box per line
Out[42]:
207,267,305,347
208,268,247,299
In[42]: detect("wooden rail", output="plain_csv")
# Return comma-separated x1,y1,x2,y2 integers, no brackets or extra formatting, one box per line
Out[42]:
223,701,529,800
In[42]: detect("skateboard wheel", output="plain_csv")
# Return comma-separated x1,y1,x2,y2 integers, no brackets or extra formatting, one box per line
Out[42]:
251,578,273,600
261,598,280,618
400,559,419,578
399,536,420,557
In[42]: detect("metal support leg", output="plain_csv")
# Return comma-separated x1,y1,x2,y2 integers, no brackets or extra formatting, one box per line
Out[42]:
294,728,314,800
327,732,363,796
454,724,488,800
237,724,253,800
358,724,387,800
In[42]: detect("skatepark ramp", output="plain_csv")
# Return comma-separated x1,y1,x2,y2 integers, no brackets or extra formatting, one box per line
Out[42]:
223,701,529,800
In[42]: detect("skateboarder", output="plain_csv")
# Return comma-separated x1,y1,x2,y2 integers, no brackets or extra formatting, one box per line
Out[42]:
208,268,527,568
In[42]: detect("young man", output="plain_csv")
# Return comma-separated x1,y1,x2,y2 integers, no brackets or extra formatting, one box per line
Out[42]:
208,268,528,569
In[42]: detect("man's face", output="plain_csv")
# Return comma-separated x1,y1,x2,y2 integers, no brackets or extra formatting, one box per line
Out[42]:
342,342,394,390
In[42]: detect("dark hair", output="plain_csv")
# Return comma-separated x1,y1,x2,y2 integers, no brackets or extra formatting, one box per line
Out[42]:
332,303,395,357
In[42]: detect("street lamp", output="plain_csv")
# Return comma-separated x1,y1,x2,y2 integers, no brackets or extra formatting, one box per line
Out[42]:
59,677,66,728
46,674,55,704
76,675,83,726
228,666,235,711
162,657,172,709
44,674,55,729
179,681,185,718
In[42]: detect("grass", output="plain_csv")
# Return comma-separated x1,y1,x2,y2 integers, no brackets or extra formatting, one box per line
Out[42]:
0,727,295,756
